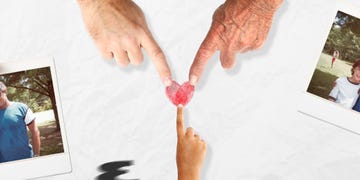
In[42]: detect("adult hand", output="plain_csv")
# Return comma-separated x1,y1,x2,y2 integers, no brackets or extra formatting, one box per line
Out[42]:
189,0,283,85
78,0,172,86
176,106,206,180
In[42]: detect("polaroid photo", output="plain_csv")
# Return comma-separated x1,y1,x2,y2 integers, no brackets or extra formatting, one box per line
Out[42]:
0,58,71,179
299,0,360,134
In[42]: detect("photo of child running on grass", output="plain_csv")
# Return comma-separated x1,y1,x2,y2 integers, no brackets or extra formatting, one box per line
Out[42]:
307,11,360,113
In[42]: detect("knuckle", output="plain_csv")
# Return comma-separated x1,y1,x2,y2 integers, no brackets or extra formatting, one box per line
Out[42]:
186,127,194,134
151,47,164,60
252,44,261,50
254,40,265,50
238,40,250,49
176,120,183,127
197,48,213,61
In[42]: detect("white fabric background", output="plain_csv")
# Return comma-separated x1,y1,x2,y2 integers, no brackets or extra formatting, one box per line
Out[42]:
1,0,360,179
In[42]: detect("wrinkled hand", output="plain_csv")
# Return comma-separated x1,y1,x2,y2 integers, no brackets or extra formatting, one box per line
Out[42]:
78,0,171,86
189,0,282,84
176,106,206,180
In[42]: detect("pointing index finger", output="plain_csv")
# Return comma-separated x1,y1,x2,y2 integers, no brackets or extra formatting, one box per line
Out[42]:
176,105,185,137
141,32,172,86
189,26,218,85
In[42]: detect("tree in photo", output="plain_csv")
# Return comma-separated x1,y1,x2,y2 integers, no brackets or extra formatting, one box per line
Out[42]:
0,67,60,131
323,11,360,63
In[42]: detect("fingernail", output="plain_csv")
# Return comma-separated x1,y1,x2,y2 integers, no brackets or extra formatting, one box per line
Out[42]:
163,77,172,87
178,104,183,108
189,75,198,86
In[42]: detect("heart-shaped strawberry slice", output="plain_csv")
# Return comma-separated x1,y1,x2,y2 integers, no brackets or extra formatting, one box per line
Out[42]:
166,81,194,106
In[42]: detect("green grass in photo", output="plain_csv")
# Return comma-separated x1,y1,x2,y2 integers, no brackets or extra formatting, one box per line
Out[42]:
28,119,64,156
307,53,352,99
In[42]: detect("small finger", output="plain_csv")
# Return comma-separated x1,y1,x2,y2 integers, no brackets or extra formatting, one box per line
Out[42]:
141,33,172,86
176,106,185,137
114,50,130,67
220,50,236,69
189,26,218,85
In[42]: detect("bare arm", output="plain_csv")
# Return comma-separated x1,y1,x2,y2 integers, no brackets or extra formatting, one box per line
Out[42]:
28,120,41,156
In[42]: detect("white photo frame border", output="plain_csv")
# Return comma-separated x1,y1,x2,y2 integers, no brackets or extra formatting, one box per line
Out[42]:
298,0,360,134
0,57,72,180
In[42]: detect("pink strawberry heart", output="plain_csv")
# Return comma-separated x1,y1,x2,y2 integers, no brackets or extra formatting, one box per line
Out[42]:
166,81,195,106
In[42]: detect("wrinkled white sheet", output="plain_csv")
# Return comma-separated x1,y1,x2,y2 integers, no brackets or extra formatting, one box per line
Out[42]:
1,0,360,179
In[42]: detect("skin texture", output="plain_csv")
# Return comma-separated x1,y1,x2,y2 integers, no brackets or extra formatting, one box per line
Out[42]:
176,106,206,180
77,0,172,86
189,0,283,85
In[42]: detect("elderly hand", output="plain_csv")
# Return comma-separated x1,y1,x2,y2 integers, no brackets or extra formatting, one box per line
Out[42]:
189,0,282,85
78,0,172,86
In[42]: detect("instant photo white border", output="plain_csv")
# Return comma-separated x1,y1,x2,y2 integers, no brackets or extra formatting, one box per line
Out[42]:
298,0,360,134
0,58,72,180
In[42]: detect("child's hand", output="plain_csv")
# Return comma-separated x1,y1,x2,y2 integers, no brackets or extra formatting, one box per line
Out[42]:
176,106,206,180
